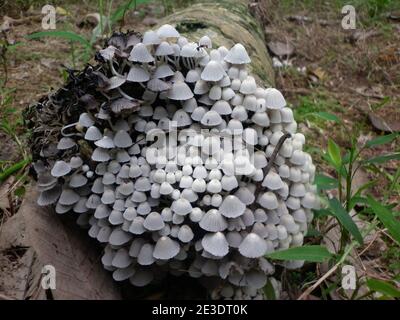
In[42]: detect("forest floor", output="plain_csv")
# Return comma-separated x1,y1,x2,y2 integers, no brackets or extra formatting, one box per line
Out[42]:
0,0,399,300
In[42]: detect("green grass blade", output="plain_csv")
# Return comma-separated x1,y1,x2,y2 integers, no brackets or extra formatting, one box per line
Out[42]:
365,133,399,148
311,112,341,123
366,278,400,298
367,196,400,244
266,245,332,262
328,198,363,244
314,173,338,190
327,139,342,169
0,157,31,182
364,153,400,164
26,31,91,48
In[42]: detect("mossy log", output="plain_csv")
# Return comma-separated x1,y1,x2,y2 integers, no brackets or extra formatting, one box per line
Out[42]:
160,0,274,86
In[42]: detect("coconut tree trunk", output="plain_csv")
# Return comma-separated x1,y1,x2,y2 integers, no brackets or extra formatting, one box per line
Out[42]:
0,0,275,300
160,0,274,86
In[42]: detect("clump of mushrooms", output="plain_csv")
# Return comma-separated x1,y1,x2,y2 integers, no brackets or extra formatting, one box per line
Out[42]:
27,25,319,300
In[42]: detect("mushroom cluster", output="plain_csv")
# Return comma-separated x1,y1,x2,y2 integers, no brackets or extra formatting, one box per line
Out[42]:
29,24,318,300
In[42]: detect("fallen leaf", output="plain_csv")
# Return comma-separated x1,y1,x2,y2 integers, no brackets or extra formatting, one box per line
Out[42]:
368,113,400,132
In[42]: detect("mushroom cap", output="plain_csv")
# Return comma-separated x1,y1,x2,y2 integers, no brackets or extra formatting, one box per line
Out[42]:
219,195,246,218
201,60,226,82
109,228,132,246
37,186,61,206
154,64,175,79
211,100,232,115
238,233,267,258
114,130,133,148
157,24,180,38
127,65,150,82
262,171,284,190
143,212,165,231
129,43,154,63
129,269,154,287
199,209,228,232
153,236,180,259
177,225,194,243
224,43,251,64
265,88,286,109
171,198,192,215
155,41,174,56
201,232,229,257
201,110,223,126
239,76,257,94
137,243,155,266
51,160,71,177
69,174,88,188
57,137,76,150
142,30,161,45
258,191,279,209
167,81,194,101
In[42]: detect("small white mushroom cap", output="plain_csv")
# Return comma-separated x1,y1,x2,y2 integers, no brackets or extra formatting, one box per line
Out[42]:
137,244,155,266
153,236,180,260
239,76,257,94
129,269,154,287
246,271,267,289
234,186,255,205
219,195,246,218
211,100,232,115
58,188,80,206
51,160,71,177
238,233,267,258
199,209,228,232
157,24,180,38
201,110,222,126
154,64,174,79
224,43,251,64
57,137,76,150
155,41,174,56
129,43,154,63
112,266,136,282
112,248,132,268
194,79,210,95
126,65,150,82
201,60,226,82
290,182,306,197
69,174,88,188
171,198,192,215
258,191,279,210
142,30,161,45
177,225,194,243
265,88,286,109
109,228,132,246
199,35,212,48
168,82,194,101
202,232,229,257
262,171,284,190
